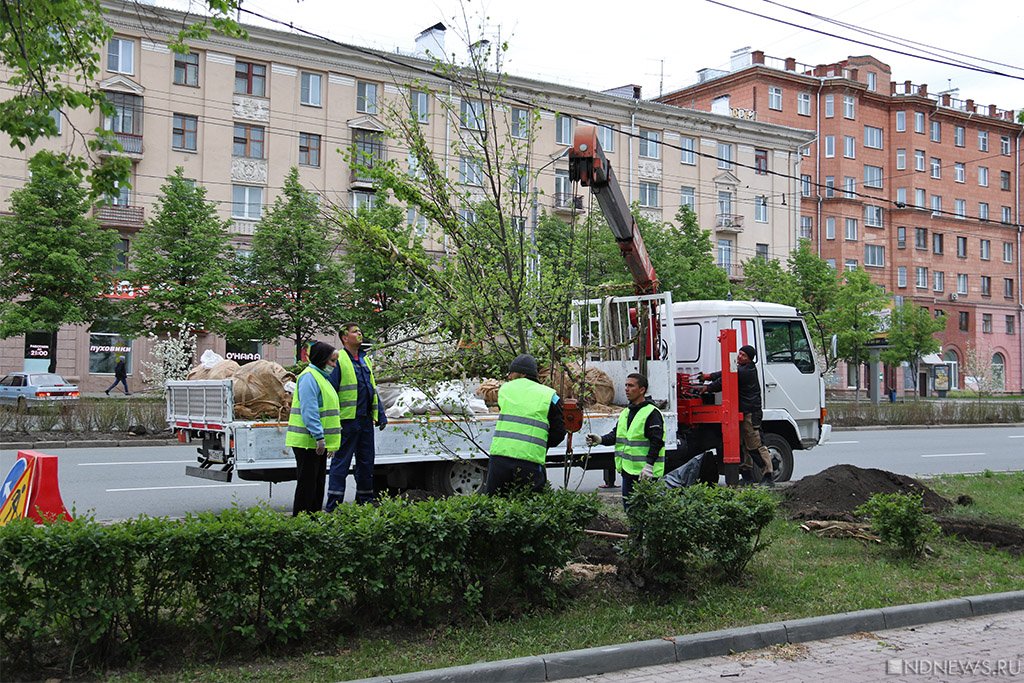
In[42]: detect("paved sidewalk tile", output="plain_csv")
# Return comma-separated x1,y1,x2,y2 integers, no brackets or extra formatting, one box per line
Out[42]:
558,610,1024,682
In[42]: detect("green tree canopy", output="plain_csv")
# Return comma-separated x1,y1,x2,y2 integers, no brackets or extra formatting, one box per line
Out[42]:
828,269,890,398
123,168,236,335
881,303,945,393
740,256,802,306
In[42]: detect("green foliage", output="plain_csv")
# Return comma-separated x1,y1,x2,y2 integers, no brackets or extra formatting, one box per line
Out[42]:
740,256,802,306
788,240,841,370
123,169,236,335
623,481,776,589
856,492,940,558
0,491,598,677
881,303,945,393
236,169,348,362
827,269,890,395
0,151,118,338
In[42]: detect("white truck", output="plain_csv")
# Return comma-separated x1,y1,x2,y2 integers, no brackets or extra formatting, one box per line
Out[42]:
168,291,828,493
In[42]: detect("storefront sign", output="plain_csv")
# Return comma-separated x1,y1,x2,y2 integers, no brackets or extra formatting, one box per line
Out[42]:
934,364,950,392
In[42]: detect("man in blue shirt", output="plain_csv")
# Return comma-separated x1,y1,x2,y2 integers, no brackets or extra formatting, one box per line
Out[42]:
325,323,387,510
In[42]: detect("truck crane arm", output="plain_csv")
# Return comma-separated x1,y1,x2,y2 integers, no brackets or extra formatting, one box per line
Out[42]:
568,125,659,294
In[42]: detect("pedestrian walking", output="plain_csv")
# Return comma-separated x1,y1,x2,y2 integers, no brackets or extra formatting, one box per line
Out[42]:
105,356,130,395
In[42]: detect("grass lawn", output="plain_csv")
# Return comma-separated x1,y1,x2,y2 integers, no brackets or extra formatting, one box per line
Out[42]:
106,472,1024,683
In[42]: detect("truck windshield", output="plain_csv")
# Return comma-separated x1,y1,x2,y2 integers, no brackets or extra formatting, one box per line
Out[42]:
763,320,815,374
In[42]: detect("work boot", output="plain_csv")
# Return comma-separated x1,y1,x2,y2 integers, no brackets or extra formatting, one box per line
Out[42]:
760,471,775,487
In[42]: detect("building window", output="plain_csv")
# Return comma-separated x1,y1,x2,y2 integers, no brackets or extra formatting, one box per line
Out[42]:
864,165,883,189
510,163,528,194
930,194,942,216
825,216,836,240
639,181,659,208
717,141,732,169
954,199,966,219
896,111,906,132
108,178,131,207
982,314,992,333
865,244,884,267
933,271,944,292
680,135,695,165
511,107,529,139
107,37,134,74
407,207,429,237
1004,242,1013,263
800,216,812,239
89,331,133,375
797,92,811,115
955,125,965,147
897,266,907,287
555,114,573,145
173,51,199,86
864,205,883,227
979,202,989,221
460,99,485,130
824,176,835,198
897,226,906,248
800,174,811,197
977,166,989,187
232,123,265,158
844,176,856,198
717,239,733,273
864,125,883,149
844,135,856,159
954,162,965,183
915,266,928,288
103,93,143,150
843,94,855,119
979,239,991,261
866,71,877,91
754,148,768,175
768,86,782,110
679,186,695,211
959,312,969,331
824,135,835,158
930,157,941,179
930,119,941,142
756,243,770,261
234,60,266,96
755,196,767,222
896,187,907,206
896,148,906,170
981,276,991,297
172,113,197,151
845,217,858,241
1000,170,1011,191
978,130,989,151
956,235,967,258
554,169,571,207
914,188,926,209
1005,279,1015,298
914,111,925,133
298,72,322,107
598,124,615,152
933,233,944,254
640,129,661,159
352,191,376,212
351,129,384,176
410,89,429,123
1003,206,1013,224
1007,315,1016,334
914,227,927,250
1001,135,1011,155
824,94,834,118
357,81,378,114
844,259,858,272
957,273,968,294
459,156,483,186
298,132,320,167
914,149,925,171
232,185,262,220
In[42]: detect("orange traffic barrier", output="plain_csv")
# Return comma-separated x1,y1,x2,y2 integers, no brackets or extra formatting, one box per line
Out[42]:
0,450,73,525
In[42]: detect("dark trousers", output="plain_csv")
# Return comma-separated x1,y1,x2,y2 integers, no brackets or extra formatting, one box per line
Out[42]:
105,377,129,394
620,471,640,511
292,446,327,516
484,454,547,495
325,416,376,510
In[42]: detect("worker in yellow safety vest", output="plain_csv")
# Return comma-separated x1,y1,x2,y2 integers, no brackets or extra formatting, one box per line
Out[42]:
286,341,341,515
486,354,566,495
586,372,665,509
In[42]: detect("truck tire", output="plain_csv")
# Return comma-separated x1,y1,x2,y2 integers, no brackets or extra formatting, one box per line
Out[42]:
762,432,794,483
429,459,487,496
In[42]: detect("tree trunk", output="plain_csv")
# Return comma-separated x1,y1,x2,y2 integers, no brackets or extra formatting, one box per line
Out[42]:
48,329,58,373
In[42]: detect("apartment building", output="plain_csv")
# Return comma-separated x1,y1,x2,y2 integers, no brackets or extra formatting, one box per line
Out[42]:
0,6,812,391
660,49,1024,393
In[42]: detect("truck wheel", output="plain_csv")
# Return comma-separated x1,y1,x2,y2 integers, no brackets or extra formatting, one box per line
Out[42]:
429,460,487,496
762,432,794,483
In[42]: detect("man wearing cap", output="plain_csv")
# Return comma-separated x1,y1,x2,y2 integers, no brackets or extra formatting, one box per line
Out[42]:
286,341,341,515
585,373,665,508
698,344,774,485
325,323,387,510
486,353,566,495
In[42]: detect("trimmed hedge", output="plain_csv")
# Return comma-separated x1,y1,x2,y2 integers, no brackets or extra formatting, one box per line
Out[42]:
0,490,599,676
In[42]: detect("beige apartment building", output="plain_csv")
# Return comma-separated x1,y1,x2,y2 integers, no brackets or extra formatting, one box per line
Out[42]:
0,4,812,391
659,49,1024,394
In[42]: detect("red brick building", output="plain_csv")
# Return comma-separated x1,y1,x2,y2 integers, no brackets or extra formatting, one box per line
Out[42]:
659,50,1024,394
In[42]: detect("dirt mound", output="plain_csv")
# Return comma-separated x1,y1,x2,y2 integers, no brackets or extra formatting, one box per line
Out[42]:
936,517,1024,556
781,464,952,522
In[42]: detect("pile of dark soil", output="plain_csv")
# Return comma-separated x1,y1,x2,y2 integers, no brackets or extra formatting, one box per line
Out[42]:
780,464,952,522
936,517,1024,557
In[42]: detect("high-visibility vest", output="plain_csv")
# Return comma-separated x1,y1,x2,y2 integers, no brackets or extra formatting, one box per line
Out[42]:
614,403,665,477
286,367,342,450
336,350,378,420
490,377,556,464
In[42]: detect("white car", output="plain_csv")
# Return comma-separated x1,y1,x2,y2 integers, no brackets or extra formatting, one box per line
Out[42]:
0,372,80,409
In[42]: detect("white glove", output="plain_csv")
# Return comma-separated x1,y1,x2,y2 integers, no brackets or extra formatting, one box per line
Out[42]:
585,434,600,446
315,439,326,456
640,463,654,480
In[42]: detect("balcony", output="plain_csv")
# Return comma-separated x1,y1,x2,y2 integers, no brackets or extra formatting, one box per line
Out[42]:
715,213,744,232
94,204,144,230
553,193,583,214
114,132,143,155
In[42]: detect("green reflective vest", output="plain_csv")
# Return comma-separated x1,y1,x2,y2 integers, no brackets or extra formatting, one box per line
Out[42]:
286,367,342,451
336,350,378,420
614,403,665,477
490,377,556,464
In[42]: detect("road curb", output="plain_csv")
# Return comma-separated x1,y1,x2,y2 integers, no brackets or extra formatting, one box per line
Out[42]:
3,438,176,451
355,591,1024,683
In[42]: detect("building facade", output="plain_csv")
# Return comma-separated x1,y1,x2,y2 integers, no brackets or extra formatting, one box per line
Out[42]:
660,49,1024,394
0,7,812,391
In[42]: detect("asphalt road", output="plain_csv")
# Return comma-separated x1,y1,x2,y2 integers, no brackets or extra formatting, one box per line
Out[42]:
2,425,1022,521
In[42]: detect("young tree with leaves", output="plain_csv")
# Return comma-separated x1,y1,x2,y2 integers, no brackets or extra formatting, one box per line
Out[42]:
0,151,118,370
789,240,841,371
123,168,235,335
740,255,802,306
236,168,347,362
880,303,945,398
828,269,890,401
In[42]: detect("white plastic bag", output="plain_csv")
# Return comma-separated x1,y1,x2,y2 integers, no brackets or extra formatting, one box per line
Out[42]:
200,349,224,369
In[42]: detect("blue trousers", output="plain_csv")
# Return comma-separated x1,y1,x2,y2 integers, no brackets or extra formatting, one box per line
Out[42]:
325,416,376,510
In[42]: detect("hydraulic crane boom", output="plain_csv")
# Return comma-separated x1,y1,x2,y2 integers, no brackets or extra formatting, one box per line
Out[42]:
568,125,659,294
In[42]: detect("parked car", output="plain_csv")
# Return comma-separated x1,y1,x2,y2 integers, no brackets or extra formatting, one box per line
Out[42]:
0,372,80,409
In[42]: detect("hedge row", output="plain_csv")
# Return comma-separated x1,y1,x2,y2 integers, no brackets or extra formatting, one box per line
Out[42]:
0,490,599,676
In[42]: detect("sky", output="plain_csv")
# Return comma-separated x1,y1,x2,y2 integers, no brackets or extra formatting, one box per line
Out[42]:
212,0,1024,112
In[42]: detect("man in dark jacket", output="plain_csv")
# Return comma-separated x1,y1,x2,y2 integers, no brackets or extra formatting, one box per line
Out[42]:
699,344,774,485
105,356,130,396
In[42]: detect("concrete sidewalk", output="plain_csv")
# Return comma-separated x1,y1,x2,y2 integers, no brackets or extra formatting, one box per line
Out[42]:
354,591,1024,682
